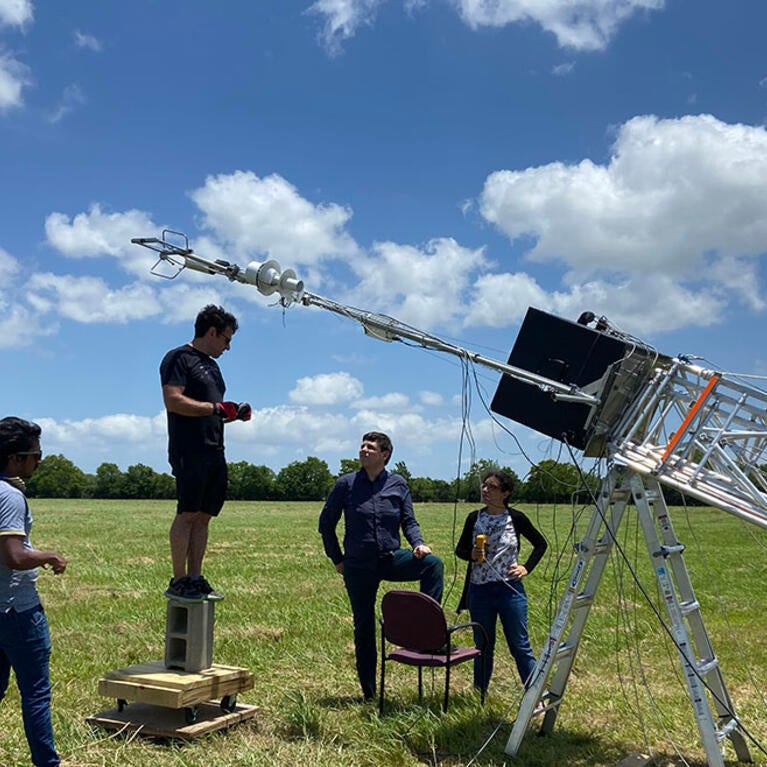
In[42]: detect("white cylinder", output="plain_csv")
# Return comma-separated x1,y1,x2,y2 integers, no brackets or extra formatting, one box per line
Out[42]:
244,259,281,295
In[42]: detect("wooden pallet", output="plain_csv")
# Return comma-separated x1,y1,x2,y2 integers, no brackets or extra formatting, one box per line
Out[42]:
87,701,258,740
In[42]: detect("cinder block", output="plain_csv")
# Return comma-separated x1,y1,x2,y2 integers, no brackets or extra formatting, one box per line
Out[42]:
164,600,215,672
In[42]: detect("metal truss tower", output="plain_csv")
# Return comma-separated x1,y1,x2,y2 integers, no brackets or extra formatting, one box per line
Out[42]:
505,358,767,765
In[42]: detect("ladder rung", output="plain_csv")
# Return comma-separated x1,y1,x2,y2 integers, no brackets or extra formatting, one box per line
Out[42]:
716,717,739,742
574,593,594,609
555,642,575,661
679,599,700,615
696,657,719,676
656,543,686,557
533,692,561,715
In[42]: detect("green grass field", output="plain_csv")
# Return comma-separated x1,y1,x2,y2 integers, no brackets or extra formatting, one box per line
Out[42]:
2,499,766,767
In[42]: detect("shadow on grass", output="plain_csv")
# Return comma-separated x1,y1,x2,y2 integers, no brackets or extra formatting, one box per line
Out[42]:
373,697,642,767
316,694,373,708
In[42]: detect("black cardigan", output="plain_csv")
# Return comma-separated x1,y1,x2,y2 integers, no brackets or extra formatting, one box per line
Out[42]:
454,507,547,613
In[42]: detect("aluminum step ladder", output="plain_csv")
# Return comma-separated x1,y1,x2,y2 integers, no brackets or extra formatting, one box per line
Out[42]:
505,466,751,766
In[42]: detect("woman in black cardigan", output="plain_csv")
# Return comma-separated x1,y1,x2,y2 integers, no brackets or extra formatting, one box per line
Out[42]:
455,469,547,692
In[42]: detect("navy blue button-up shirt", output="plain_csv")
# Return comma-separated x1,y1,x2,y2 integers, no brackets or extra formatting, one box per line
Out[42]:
319,469,424,565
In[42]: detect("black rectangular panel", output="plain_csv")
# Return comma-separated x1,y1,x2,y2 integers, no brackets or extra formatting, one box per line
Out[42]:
490,308,637,450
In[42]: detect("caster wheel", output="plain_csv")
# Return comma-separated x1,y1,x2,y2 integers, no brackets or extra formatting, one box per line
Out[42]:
117,698,127,712
184,705,199,724
220,694,237,713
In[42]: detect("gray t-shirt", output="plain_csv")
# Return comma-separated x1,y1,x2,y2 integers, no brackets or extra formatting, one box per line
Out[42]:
0,478,39,612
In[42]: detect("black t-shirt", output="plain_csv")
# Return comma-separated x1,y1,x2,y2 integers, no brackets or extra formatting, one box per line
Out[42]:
160,344,226,455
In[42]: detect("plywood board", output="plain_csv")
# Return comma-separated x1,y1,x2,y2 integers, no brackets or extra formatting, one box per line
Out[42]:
87,701,258,740
97,661,254,709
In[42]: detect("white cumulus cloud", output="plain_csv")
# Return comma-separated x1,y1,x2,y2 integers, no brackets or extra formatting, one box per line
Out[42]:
46,414,164,445
289,371,364,405
0,246,61,348
350,409,465,459
26,273,162,323
45,204,159,277
352,392,412,411
306,0,387,55
0,0,33,110
465,271,726,335
419,390,444,407
36,413,167,457
0,0,33,27
306,0,664,53
0,245,19,276
478,114,767,331
347,237,487,330
191,170,360,267
0,51,30,111
455,0,664,51
0,300,57,349
231,404,357,457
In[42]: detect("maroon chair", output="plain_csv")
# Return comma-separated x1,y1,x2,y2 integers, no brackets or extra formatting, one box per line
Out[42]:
378,590,487,714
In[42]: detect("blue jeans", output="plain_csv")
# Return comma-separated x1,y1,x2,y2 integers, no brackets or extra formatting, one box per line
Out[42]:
344,549,444,699
0,604,60,767
469,579,536,691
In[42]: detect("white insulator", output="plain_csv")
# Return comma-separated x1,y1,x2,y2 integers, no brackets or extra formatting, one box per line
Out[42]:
244,259,281,295
279,268,304,296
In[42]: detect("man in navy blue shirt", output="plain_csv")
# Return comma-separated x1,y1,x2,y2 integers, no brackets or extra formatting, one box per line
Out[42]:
319,431,443,701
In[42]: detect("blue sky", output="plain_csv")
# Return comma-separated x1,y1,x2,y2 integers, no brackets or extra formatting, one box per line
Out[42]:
2,0,767,481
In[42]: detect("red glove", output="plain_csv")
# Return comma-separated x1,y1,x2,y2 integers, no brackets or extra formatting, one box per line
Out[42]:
236,402,252,421
214,401,238,422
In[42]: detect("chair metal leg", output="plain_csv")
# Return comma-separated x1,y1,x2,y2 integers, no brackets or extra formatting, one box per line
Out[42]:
444,662,451,713
379,625,385,715
379,661,385,714
480,652,486,705
418,666,423,701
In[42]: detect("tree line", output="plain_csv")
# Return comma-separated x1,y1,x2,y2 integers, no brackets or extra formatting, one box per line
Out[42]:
23,453,700,505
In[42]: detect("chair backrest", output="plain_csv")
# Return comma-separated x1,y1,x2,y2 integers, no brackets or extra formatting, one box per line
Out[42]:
381,590,448,651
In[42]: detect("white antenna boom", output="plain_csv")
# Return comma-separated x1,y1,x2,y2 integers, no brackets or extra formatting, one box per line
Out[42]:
131,232,598,406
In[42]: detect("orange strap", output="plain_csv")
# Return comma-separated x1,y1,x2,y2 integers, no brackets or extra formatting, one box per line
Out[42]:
659,374,720,463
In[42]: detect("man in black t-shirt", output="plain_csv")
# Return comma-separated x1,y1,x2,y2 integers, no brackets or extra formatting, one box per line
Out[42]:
159,304,251,602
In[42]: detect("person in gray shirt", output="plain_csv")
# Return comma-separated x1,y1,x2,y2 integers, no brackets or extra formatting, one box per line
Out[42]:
0,417,67,767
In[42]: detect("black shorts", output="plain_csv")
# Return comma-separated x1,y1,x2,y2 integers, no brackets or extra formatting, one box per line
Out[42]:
170,451,227,517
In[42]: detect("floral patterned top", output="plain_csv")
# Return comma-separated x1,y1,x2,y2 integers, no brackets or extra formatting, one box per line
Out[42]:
469,510,519,584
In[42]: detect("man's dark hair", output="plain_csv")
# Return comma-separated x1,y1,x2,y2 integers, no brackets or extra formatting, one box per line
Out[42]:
362,431,393,464
194,305,239,338
482,468,515,497
0,417,42,470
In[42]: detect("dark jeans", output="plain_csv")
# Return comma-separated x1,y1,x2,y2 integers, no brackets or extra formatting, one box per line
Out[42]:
469,579,536,691
0,604,60,766
343,549,444,699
